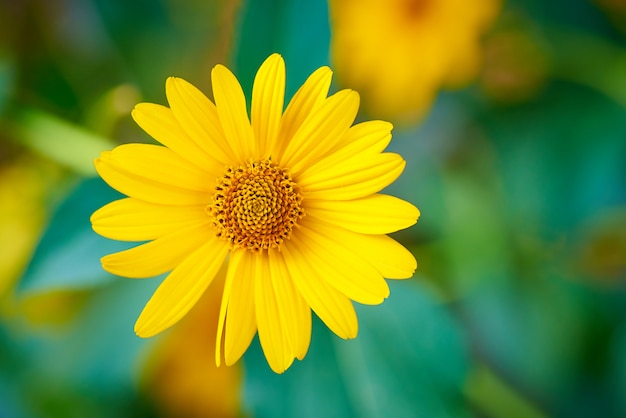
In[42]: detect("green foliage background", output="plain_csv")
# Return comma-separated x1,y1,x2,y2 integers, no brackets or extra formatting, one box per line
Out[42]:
1,0,625,417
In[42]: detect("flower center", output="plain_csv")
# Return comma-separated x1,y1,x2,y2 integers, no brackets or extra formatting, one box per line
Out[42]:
208,160,304,251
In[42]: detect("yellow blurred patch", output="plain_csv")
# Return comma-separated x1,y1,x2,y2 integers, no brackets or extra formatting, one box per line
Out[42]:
329,0,501,123
17,289,91,328
576,208,626,284
0,156,62,305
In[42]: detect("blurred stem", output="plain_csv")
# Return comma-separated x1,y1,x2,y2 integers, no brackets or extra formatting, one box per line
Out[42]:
548,27,626,107
7,106,115,175
465,365,546,418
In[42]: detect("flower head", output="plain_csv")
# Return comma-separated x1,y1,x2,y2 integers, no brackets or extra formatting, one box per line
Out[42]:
91,53,419,373
329,0,500,122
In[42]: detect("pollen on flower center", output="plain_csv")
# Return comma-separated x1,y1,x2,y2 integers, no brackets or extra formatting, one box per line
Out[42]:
208,160,304,251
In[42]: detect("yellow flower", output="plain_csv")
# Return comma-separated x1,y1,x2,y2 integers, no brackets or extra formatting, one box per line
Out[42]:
329,0,500,122
91,53,419,373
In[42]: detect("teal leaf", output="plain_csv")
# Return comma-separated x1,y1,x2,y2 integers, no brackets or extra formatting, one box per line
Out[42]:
4,278,159,417
26,279,159,391
233,0,331,98
613,323,626,417
18,177,128,294
0,52,16,115
243,280,470,418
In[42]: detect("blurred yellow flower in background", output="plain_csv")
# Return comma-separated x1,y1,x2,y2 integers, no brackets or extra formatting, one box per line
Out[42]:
329,0,501,123
91,53,419,373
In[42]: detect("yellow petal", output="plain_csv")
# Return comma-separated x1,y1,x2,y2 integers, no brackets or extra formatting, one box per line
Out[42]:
251,53,285,159
135,234,229,338
305,194,419,235
295,221,389,305
273,66,332,159
215,250,240,367
131,103,223,178
223,250,258,366
359,235,417,279
108,144,213,191
165,77,237,166
298,153,406,201
211,64,255,162
334,120,393,152
101,221,213,278
280,89,359,176
311,120,393,173
282,238,358,339
255,252,294,373
268,249,311,360
91,198,207,241
305,218,417,279
95,146,212,206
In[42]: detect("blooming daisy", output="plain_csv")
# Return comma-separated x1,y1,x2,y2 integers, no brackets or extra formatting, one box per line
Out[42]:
91,53,419,373
329,0,500,122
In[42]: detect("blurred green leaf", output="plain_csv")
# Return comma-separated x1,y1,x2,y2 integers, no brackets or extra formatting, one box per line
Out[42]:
27,279,158,391
243,280,470,418
465,366,546,418
440,169,511,293
0,326,30,418
460,278,613,417
10,108,115,175
549,28,626,107
0,52,16,115
613,323,626,417
4,279,159,418
233,0,331,98
18,177,127,294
